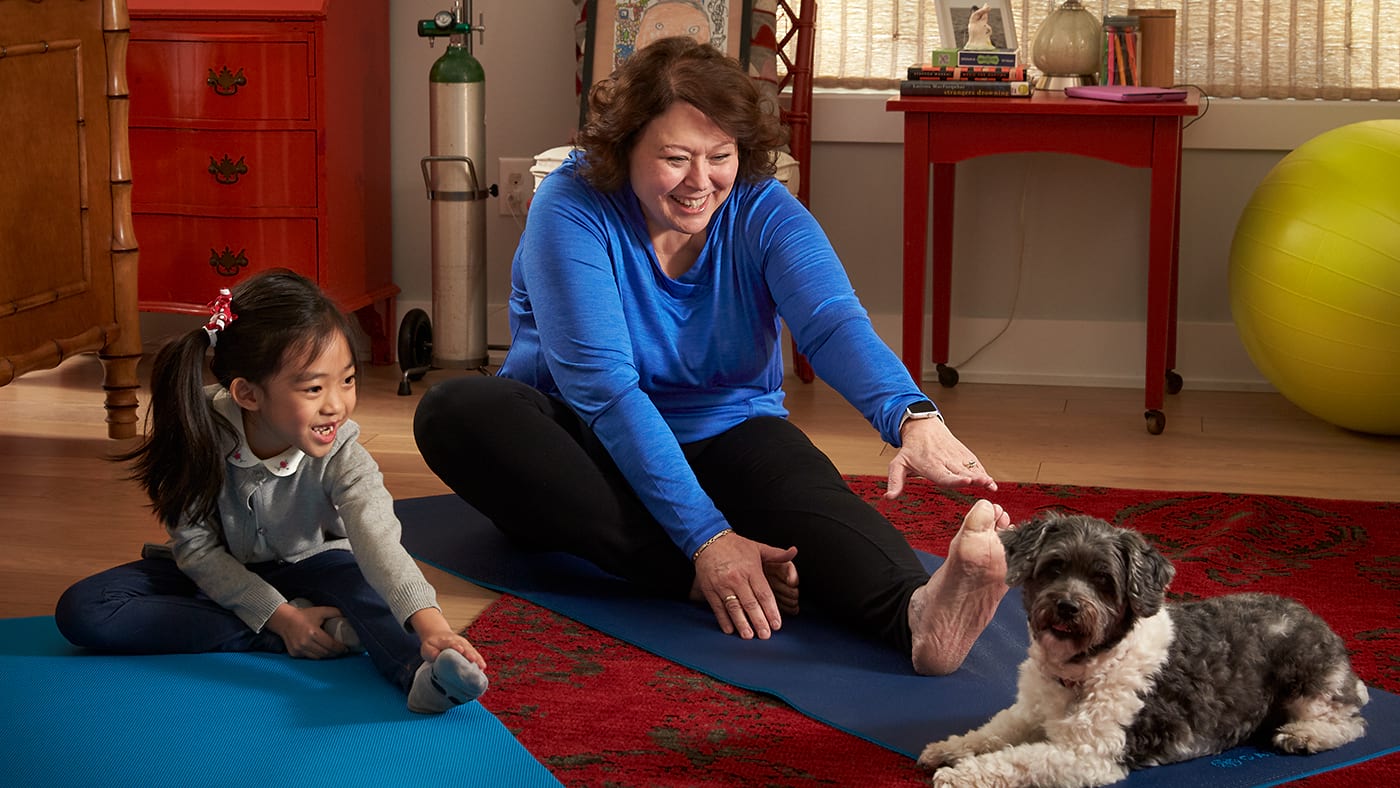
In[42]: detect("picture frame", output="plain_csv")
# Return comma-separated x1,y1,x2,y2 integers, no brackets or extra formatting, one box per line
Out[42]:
581,1,753,128
935,0,1018,52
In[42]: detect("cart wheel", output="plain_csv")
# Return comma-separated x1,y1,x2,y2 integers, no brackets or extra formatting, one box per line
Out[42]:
396,310,434,396
1165,369,1183,395
398,309,433,378
1145,409,1166,435
936,363,959,388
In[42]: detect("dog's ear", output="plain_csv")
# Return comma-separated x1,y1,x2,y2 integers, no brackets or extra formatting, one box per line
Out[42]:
1120,529,1175,618
1001,516,1051,586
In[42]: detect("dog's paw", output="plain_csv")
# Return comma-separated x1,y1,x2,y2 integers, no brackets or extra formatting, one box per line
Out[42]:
1274,716,1367,754
931,761,1001,788
918,737,970,769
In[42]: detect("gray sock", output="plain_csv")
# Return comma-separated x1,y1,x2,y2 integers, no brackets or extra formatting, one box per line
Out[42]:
323,617,364,653
288,598,363,653
407,649,489,714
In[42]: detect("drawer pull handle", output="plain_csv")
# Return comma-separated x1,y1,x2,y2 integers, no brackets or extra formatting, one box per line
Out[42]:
209,155,248,185
206,66,247,96
209,246,249,277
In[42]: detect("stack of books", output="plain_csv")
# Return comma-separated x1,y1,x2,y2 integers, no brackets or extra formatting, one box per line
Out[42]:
901,48,1031,97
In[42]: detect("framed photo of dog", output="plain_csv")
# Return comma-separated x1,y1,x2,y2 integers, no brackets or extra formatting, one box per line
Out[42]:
936,0,1018,52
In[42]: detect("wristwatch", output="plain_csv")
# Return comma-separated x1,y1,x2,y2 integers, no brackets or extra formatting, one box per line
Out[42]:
900,400,944,432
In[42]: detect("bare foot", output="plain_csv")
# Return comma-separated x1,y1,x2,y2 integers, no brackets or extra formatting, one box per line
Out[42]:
765,559,800,616
908,499,1011,675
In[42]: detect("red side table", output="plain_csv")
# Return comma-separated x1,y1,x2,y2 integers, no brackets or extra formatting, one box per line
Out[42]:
887,89,1200,434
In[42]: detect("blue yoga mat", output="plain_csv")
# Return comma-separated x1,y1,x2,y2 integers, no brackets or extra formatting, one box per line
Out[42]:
0,616,560,788
399,494,1400,787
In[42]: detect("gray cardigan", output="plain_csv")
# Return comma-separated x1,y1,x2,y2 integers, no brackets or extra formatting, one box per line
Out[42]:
168,387,439,633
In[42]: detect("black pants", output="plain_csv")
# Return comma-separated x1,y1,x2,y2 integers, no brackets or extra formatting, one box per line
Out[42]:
413,375,929,654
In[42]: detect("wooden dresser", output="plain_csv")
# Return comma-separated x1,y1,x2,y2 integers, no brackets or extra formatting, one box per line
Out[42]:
0,0,143,438
126,0,397,362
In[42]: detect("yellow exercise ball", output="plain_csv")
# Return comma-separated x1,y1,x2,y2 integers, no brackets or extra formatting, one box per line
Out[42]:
1229,119,1400,435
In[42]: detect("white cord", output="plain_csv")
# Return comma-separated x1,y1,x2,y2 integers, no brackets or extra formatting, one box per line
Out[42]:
951,159,1032,369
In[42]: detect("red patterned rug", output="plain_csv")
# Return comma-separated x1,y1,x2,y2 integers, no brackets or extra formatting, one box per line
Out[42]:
467,480,1400,787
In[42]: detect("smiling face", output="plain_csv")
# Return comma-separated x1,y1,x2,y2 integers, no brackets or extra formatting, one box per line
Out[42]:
628,100,738,265
232,330,357,460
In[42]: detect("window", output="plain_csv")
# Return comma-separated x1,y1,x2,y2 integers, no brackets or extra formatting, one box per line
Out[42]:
807,1,1400,100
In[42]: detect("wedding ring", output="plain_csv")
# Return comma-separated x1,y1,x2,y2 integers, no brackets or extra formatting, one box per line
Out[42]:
964,460,979,469
723,595,739,603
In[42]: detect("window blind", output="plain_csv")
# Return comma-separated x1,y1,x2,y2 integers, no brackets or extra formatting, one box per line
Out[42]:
804,1,1400,100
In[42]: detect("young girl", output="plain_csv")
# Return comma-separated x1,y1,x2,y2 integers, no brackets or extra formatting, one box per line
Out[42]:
55,269,487,714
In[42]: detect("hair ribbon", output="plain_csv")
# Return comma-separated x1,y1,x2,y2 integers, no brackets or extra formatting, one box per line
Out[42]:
204,289,237,347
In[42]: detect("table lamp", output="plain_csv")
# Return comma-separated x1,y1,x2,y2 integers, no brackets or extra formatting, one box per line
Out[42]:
1031,0,1102,90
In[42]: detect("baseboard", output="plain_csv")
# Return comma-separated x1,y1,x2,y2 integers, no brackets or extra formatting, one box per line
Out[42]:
861,313,1273,392
375,305,1274,394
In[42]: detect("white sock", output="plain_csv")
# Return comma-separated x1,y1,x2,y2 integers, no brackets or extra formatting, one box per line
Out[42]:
407,649,489,714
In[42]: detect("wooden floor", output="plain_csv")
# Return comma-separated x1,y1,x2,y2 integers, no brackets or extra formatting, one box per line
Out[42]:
2,350,1397,632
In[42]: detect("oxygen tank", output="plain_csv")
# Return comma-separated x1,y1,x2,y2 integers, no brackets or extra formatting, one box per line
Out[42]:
418,2,489,369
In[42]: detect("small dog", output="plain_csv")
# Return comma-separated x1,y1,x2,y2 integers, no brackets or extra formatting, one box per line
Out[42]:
919,513,1368,788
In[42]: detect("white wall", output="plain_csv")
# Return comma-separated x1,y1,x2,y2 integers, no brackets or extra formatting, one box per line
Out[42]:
371,2,1397,391
389,0,580,345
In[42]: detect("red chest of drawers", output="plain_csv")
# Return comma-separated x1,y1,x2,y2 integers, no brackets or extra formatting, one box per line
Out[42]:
127,0,397,362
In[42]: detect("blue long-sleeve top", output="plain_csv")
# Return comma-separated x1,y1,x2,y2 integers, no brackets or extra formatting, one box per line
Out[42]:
500,152,928,558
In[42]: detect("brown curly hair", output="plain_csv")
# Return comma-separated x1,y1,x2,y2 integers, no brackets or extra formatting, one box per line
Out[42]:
576,36,788,193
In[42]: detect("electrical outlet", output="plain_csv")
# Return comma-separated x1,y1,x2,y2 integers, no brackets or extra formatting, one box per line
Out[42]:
498,157,533,216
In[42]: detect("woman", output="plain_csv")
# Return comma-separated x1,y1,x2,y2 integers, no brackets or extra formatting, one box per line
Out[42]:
414,37,1009,675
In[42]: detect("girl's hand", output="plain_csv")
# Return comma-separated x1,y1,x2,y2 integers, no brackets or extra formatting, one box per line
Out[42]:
266,602,349,659
410,608,487,671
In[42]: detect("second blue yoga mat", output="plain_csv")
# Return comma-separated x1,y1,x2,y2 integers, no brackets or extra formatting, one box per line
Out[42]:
398,493,1400,787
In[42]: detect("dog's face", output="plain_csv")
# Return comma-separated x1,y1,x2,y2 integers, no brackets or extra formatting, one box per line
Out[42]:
1000,515,1175,666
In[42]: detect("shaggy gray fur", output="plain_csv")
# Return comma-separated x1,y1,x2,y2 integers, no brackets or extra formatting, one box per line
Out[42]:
1003,514,1368,770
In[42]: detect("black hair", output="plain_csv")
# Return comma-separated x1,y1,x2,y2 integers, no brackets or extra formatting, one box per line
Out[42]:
116,269,360,528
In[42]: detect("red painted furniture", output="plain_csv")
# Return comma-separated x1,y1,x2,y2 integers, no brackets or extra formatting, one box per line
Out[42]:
886,89,1200,434
127,0,397,362
777,0,818,383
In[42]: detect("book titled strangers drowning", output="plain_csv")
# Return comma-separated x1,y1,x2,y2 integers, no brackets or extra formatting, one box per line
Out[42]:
899,79,1032,97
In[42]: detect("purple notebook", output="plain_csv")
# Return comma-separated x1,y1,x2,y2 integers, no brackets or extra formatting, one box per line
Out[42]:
1065,85,1188,102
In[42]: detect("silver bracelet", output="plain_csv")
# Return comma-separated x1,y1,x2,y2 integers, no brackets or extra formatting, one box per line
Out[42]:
691,528,733,561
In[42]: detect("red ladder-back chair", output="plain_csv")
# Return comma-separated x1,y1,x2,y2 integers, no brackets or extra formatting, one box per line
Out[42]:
776,0,817,382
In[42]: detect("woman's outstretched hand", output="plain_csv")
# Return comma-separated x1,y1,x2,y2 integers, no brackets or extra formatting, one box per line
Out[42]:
885,415,997,499
692,531,798,640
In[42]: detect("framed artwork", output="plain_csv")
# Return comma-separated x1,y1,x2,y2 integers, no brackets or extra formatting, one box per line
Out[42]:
936,0,1018,52
581,0,754,127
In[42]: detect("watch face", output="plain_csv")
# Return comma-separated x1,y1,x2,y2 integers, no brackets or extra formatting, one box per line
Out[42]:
907,400,938,415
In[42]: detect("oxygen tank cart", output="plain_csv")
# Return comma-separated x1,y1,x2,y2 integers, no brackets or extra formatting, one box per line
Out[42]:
400,1,493,395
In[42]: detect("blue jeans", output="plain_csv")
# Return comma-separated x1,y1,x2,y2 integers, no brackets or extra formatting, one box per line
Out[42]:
54,549,425,694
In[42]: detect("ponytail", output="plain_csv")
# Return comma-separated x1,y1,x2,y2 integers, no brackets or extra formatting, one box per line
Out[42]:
115,328,236,528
